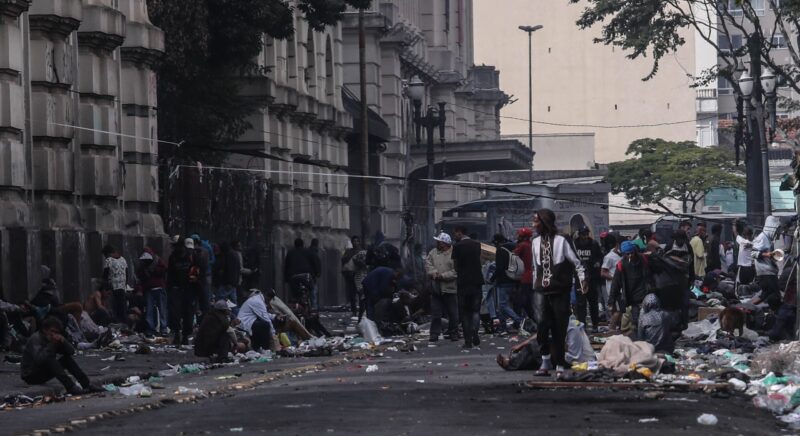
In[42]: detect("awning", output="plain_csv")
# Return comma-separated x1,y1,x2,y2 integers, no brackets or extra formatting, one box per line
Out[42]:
342,87,391,143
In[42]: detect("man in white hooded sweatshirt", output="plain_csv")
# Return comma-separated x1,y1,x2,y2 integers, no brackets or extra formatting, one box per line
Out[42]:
751,216,782,312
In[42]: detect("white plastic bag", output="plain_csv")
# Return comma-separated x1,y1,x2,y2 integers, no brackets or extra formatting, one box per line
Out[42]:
358,317,382,345
566,316,596,363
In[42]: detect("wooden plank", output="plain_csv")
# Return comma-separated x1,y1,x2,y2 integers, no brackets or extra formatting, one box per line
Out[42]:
525,381,730,391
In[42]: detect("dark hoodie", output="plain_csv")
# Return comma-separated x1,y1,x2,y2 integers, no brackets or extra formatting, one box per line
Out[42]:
638,294,674,353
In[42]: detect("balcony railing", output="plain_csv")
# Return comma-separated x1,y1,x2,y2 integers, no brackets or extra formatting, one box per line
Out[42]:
696,88,718,99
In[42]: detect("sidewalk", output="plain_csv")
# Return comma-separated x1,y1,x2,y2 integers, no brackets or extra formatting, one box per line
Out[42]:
1,347,204,400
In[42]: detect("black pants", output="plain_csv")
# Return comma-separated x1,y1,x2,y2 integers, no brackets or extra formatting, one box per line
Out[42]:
111,288,127,323
168,287,196,336
536,291,571,368
738,266,756,286
23,352,89,390
196,333,232,358
514,284,536,321
343,273,358,315
576,281,600,328
90,308,112,327
757,275,782,312
769,304,796,341
458,288,482,347
251,319,274,351
430,292,459,337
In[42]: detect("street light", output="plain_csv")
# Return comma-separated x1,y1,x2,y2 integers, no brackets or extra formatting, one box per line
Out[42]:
739,71,753,97
761,68,778,137
519,24,543,185
408,76,446,244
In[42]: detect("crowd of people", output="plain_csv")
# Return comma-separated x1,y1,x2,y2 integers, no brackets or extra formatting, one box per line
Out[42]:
1,211,796,393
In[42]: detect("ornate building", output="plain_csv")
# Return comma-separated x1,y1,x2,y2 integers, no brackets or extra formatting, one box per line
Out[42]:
0,0,164,301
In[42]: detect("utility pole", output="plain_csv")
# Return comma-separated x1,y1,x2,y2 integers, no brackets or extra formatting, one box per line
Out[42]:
358,8,370,243
749,34,772,222
519,25,542,185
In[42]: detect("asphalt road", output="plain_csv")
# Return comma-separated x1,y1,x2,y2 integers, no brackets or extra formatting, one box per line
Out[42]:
57,337,781,436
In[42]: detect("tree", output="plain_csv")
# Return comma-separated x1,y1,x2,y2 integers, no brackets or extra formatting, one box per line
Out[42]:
146,0,371,162
569,0,800,100
606,139,746,213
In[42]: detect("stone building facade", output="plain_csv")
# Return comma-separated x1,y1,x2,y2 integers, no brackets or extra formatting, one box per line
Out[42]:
0,0,164,302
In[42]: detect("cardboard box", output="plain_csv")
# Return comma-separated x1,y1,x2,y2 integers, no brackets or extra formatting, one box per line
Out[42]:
698,307,724,321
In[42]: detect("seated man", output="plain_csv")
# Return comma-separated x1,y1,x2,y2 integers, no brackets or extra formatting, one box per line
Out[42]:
195,300,233,362
360,267,401,322
21,317,99,395
83,285,113,327
62,304,112,350
238,289,277,353
638,294,675,353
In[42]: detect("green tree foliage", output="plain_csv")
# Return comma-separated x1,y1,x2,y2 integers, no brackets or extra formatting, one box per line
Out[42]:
569,0,800,98
146,0,370,161
606,139,745,213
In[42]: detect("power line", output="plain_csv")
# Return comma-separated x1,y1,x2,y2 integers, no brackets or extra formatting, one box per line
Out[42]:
451,103,721,129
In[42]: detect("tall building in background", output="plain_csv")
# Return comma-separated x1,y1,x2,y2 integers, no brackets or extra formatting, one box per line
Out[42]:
473,0,698,164
0,0,164,301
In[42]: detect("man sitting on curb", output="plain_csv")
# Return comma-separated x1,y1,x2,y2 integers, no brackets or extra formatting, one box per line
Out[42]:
21,317,101,395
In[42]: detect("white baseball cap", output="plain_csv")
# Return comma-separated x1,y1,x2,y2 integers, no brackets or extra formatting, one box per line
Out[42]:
433,232,452,245
184,238,195,249
139,252,153,261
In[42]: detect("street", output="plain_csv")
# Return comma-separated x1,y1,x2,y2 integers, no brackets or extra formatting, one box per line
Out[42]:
3,333,780,435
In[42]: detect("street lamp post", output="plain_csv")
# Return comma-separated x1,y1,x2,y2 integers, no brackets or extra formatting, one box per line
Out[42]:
408,76,446,242
519,24,543,185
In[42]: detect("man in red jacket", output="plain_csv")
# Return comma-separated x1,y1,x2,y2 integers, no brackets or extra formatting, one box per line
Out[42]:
514,228,536,329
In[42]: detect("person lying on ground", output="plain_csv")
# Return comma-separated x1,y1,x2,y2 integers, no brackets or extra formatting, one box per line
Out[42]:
496,335,542,371
21,317,102,395
195,300,233,362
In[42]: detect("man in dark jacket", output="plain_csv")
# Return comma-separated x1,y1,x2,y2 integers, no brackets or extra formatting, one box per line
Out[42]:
167,238,200,346
194,300,232,362
609,241,652,339
451,225,484,348
137,248,168,337
573,225,603,331
492,234,522,329
284,239,316,306
21,317,96,395
706,224,723,273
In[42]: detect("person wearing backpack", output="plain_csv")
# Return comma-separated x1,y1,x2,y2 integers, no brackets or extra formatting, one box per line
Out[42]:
492,233,523,331
425,233,459,342
513,228,536,329
573,226,603,332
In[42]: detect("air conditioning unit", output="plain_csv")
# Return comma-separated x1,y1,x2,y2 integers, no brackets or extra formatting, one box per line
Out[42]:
702,205,723,213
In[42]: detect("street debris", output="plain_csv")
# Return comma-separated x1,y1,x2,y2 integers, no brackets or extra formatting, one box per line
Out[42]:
697,413,718,425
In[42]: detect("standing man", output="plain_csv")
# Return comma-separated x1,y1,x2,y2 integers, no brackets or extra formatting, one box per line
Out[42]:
573,225,603,332
513,228,536,326
530,209,586,376
451,225,484,349
137,248,168,337
493,233,523,330
284,238,315,306
167,238,199,346
600,233,622,328
690,223,707,279
425,233,459,342
102,245,128,323
734,222,755,287
190,234,211,319
751,216,782,312
341,236,362,318
706,224,723,273
608,241,652,339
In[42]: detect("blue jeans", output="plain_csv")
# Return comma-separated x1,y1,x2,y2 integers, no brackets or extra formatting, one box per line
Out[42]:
146,288,168,334
482,285,498,319
496,284,522,324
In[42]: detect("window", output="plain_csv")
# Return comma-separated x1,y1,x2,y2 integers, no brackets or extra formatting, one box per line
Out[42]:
718,76,734,95
772,34,788,49
718,34,743,52
726,0,765,16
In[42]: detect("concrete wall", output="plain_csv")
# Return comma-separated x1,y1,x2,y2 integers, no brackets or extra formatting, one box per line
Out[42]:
473,0,697,164
0,0,165,302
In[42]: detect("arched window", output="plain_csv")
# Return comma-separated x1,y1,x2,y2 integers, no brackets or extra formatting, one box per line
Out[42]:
305,27,316,93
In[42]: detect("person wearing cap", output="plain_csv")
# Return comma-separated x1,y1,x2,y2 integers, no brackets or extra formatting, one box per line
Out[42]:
513,227,536,325
101,245,128,323
136,248,168,337
600,233,622,327
194,300,233,362
425,232,459,342
530,209,587,376
573,225,603,332
608,240,652,339
166,237,202,345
